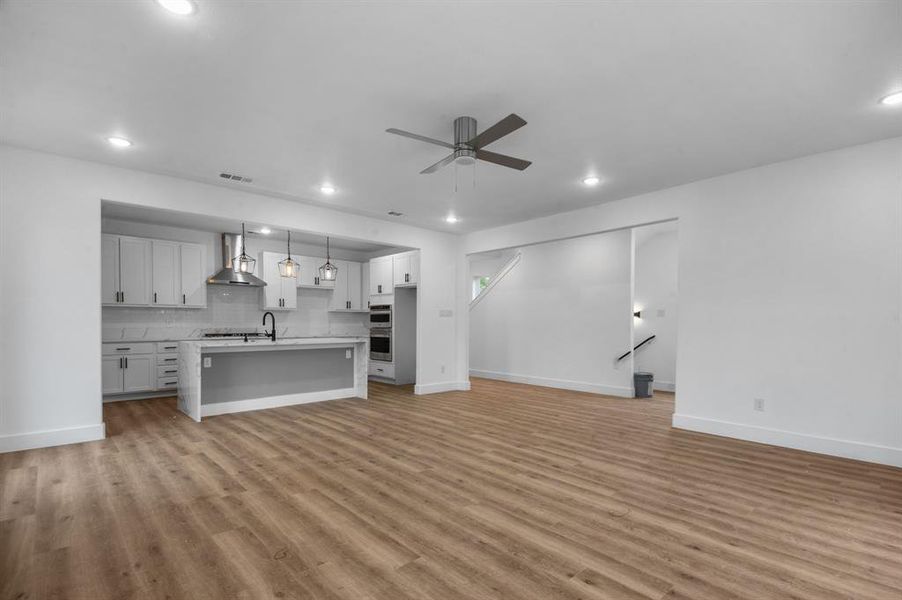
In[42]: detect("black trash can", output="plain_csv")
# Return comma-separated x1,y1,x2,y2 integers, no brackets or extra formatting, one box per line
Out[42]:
634,372,654,398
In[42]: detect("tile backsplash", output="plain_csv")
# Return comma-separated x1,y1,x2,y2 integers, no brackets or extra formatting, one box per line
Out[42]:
103,285,368,341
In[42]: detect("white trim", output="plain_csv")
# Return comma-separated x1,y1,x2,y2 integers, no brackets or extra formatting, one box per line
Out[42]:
0,423,106,453
672,414,902,468
201,388,359,417
653,381,675,392
469,252,521,309
414,381,471,395
470,369,633,398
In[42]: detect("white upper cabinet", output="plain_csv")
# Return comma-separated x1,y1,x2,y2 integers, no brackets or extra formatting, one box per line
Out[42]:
296,255,335,289
102,234,151,306
152,241,179,306
393,251,420,287
259,251,298,310
101,234,121,305
179,243,206,307
104,234,206,308
328,260,364,311
369,256,393,295
347,261,363,309
118,237,152,305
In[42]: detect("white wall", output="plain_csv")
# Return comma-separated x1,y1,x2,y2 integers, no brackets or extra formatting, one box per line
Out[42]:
463,136,902,467
633,223,678,391
469,230,634,396
0,144,464,452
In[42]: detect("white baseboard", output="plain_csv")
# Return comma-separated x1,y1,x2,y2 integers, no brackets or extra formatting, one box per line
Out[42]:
654,381,675,392
201,388,359,417
672,414,902,468
414,381,471,395
0,422,106,454
470,369,633,398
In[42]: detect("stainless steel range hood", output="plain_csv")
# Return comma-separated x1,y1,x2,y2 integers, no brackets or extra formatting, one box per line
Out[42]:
207,232,267,287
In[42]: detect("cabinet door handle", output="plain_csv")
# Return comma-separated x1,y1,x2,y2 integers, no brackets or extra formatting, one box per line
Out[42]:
116,347,130,351
119,357,123,369
163,358,176,362
164,380,177,386
377,284,382,294
153,292,157,303
164,369,177,374
121,291,125,303
124,357,128,369
183,293,186,305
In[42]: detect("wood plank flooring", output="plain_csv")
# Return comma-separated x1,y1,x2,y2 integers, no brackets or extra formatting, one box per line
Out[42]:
2,378,901,599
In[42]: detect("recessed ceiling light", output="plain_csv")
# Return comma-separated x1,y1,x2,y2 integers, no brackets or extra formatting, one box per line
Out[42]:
880,91,902,106
582,176,600,186
155,0,197,16
259,227,271,235
445,215,459,224
107,136,132,148
320,184,336,195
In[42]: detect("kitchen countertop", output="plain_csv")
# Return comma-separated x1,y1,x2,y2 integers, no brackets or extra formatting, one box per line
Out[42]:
104,334,369,343
180,336,368,350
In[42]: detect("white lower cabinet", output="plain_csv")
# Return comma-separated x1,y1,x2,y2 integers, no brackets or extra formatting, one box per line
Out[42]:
368,362,395,379
122,355,154,392
102,356,125,395
103,342,179,398
102,352,154,394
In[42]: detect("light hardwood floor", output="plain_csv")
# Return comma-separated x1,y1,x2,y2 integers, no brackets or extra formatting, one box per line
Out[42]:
2,378,901,599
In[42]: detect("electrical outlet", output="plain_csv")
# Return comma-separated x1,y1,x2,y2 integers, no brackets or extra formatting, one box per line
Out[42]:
754,398,765,412
203,357,212,368
345,349,352,359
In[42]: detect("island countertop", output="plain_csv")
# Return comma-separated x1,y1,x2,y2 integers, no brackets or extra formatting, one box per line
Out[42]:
178,336,368,421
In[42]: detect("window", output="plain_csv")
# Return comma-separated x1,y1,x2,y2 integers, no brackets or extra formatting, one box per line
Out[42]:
472,275,490,300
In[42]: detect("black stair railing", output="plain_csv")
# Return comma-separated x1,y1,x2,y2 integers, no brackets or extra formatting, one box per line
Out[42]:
616,335,656,362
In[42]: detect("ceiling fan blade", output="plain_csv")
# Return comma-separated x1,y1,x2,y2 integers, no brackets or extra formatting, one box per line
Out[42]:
420,153,457,174
468,113,527,149
386,128,454,149
476,149,532,171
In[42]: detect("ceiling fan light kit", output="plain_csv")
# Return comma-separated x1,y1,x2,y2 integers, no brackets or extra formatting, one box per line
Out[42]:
387,113,532,174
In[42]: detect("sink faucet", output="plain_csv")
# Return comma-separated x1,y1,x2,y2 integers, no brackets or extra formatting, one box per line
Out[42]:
263,311,276,342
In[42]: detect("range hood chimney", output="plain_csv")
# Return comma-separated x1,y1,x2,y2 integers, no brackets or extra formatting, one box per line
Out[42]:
207,232,267,287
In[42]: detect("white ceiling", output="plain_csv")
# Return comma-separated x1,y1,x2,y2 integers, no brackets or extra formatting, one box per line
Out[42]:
2,1,901,233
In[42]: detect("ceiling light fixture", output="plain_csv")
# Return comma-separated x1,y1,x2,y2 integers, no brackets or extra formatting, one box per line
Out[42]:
259,227,271,235
445,215,459,224
155,0,197,16
583,176,600,186
278,231,299,278
320,184,336,195
235,223,256,274
880,91,902,106
319,237,338,282
107,136,132,148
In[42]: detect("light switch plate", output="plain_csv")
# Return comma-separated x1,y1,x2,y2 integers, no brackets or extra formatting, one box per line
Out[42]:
345,349,352,359
203,357,212,368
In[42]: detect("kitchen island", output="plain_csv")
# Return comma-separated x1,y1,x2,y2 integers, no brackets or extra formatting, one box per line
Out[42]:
177,337,368,421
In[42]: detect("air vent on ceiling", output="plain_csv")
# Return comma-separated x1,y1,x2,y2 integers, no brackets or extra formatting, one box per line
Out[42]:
388,210,404,217
219,172,254,184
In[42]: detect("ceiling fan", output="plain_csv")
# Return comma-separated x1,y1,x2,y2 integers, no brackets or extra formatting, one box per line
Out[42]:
386,114,532,174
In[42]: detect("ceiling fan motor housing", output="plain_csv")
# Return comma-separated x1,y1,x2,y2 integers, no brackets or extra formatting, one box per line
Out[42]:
453,116,478,164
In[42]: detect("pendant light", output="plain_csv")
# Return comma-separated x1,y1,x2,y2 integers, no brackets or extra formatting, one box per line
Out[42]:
235,223,256,274
319,236,338,281
278,230,299,278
